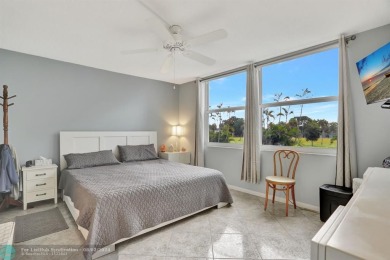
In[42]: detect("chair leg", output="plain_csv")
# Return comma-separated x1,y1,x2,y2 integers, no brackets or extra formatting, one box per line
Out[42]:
264,182,269,211
285,186,290,217
292,185,297,209
272,185,276,204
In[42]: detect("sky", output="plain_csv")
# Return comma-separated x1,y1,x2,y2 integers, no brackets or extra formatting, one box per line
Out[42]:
209,47,339,123
356,41,390,82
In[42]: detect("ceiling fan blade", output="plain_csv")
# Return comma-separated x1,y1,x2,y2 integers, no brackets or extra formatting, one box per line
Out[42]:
147,17,174,42
121,48,160,55
161,54,173,74
138,1,174,42
186,29,227,47
183,50,216,66
137,1,171,29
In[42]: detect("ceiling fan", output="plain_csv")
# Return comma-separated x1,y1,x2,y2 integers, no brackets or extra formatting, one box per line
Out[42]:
121,1,228,74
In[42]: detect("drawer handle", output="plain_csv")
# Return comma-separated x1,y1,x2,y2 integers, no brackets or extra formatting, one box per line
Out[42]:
36,193,47,197
35,173,46,177
36,183,46,187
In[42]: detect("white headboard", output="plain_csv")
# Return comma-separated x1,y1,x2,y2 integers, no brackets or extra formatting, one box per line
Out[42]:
60,131,158,171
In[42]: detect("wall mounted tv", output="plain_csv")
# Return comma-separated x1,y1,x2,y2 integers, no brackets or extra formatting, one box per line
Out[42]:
356,41,390,104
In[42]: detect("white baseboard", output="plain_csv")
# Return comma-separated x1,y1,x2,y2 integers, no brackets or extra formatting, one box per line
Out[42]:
228,184,319,212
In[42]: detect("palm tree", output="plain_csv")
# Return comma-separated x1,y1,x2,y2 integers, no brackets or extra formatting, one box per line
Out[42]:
273,93,283,123
263,108,275,128
317,119,329,145
295,88,311,135
209,103,224,142
282,107,294,123
274,93,291,123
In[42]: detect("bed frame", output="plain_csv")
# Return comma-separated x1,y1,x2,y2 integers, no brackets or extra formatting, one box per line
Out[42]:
59,131,227,259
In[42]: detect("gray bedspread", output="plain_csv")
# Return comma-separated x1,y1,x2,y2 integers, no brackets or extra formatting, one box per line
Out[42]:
59,159,233,259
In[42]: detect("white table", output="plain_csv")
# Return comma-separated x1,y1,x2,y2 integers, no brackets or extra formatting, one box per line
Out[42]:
311,167,390,260
159,151,191,164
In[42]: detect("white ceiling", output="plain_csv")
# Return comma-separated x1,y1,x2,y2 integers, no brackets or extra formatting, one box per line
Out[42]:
1,0,389,84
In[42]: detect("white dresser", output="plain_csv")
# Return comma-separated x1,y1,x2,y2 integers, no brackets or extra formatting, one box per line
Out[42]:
311,167,390,260
22,164,58,210
159,152,191,164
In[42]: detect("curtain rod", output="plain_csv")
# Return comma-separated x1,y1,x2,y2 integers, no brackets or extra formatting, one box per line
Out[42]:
198,35,356,83
199,66,247,82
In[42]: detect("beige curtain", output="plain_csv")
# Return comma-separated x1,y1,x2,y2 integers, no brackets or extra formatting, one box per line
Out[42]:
241,64,260,183
336,35,357,188
194,79,206,167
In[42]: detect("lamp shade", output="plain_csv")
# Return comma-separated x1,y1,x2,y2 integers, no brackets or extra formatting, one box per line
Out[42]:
172,125,183,136
177,126,183,136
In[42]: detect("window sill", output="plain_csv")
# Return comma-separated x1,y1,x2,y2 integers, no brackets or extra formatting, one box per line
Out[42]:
261,145,336,156
206,143,336,156
207,143,243,150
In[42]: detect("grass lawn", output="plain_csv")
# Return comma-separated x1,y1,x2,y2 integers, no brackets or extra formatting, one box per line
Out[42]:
293,137,337,148
229,136,244,144
229,136,337,148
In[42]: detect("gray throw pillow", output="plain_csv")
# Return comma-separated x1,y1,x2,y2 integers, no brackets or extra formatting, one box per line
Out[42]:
118,144,158,162
64,150,120,169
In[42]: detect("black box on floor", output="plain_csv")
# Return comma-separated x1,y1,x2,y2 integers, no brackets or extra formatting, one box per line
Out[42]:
319,184,353,222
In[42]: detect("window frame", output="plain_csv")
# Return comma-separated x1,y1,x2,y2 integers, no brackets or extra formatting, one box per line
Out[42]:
257,44,339,155
203,43,339,154
205,69,247,148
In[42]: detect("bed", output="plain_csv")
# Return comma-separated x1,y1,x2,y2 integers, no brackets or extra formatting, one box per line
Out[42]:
58,131,233,259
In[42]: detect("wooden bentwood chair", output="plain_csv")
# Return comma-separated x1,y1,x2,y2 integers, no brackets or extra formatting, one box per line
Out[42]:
264,150,300,216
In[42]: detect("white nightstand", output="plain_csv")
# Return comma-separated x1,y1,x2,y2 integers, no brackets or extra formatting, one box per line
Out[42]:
22,164,58,210
159,152,191,164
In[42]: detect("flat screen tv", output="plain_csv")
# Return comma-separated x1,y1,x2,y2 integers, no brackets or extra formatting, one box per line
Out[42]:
356,41,390,104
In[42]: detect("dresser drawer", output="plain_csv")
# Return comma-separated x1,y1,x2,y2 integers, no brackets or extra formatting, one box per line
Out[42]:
26,168,56,181
26,189,55,203
26,178,55,192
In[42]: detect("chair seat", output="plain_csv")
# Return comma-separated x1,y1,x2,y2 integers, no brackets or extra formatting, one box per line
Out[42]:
266,176,295,184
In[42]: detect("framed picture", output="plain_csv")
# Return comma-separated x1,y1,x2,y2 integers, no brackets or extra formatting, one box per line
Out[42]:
356,41,390,104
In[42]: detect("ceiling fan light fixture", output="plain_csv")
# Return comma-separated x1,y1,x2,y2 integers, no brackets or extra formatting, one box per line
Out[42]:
163,42,185,52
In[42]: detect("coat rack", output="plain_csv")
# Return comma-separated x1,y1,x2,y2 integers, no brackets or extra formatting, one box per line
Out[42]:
0,85,22,211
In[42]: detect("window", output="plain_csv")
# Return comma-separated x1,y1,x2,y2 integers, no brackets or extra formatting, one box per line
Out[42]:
207,71,247,145
260,47,339,149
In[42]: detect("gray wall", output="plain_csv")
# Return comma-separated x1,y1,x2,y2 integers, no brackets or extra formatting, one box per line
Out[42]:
179,24,390,209
205,147,336,208
0,49,179,166
347,24,390,177
179,81,197,164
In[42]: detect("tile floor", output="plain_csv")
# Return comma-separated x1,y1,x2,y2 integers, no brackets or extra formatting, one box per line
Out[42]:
0,190,323,260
